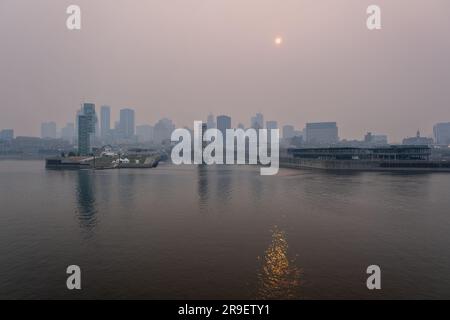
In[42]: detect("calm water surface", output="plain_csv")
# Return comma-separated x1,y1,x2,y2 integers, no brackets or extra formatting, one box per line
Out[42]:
1,160,450,299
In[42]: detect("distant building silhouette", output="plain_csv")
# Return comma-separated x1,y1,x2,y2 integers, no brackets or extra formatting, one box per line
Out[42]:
154,118,175,144
305,122,339,145
266,121,278,144
251,113,264,130
100,106,111,140
266,121,278,130
434,123,450,146
78,103,97,156
217,115,231,149
364,132,388,146
403,130,433,146
41,122,57,139
0,129,14,141
217,115,231,135
119,108,135,139
207,114,216,129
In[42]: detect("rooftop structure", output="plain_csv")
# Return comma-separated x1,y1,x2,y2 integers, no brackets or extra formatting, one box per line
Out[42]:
305,122,339,145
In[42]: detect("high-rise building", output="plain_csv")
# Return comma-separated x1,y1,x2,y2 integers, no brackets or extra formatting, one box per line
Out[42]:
305,122,339,145
265,121,278,144
434,123,450,146
217,115,231,135
41,122,57,139
207,114,216,129
154,118,175,144
136,125,154,143
78,103,97,156
0,129,14,141
217,115,231,150
100,106,111,139
61,123,75,143
216,115,231,158
251,113,264,130
119,108,135,139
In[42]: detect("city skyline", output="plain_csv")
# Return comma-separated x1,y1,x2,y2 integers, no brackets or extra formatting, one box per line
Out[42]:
5,104,450,143
2,100,449,143
4,103,450,145
2,1,450,303
1,1,450,141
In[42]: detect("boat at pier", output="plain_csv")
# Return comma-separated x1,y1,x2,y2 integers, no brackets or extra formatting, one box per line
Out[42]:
46,153,160,170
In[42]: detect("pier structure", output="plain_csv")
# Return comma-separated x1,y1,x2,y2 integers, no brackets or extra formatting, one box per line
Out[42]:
281,146,450,171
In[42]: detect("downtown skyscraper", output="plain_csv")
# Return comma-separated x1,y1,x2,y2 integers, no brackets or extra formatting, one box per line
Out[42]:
433,123,450,146
217,115,231,136
217,115,231,149
251,113,264,130
100,106,111,140
78,103,97,156
119,108,135,139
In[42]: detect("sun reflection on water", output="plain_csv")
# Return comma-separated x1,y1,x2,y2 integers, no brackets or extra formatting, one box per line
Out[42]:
257,227,302,299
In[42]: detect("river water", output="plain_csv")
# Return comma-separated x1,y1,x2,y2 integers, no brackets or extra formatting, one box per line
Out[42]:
1,160,450,299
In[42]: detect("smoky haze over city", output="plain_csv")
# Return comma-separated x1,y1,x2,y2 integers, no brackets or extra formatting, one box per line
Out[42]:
1,0,450,141
4,0,450,304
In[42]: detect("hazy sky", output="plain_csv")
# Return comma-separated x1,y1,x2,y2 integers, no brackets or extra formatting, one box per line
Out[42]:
1,0,449,141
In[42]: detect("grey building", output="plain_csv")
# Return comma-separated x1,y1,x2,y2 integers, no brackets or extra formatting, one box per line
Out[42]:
402,130,433,146
265,121,278,144
365,132,388,146
305,122,339,145
251,113,264,130
0,129,14,141
100,105,111,139
266,121,278,130
217,115,231,135
154,118,175,144
78,103,97,156
119,108,135,139
434,123,450,146
207,113,216,129
216,115,231,157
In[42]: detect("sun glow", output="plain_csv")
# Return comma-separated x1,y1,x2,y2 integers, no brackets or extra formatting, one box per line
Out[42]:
274,37,283,46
